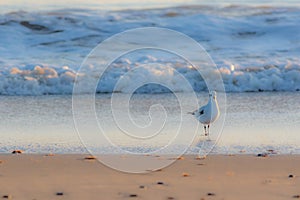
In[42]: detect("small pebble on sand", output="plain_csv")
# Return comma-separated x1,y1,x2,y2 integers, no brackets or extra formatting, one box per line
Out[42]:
157,181,164,185
257,153,268,157
182,172,190,177
293,195,300,198
56,192,64,196
2,195,12,199
207,193,216,196
289,174,294,178
129,194,138,198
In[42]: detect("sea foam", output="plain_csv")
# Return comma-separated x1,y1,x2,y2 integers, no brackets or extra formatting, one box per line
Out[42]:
0,5,300,95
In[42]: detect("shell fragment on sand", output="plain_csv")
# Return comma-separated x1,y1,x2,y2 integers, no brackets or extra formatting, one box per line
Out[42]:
45,153,55,156
84,155,97,160
182,172,190,177
11,150,23,154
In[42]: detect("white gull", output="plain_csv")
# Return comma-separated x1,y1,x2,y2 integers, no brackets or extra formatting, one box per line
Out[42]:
189,91,220,136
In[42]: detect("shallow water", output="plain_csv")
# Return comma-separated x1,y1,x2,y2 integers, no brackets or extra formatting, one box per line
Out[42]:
0,92,299,154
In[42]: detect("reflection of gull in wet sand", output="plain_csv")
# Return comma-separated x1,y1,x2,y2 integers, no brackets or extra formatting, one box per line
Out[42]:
189,91,220,136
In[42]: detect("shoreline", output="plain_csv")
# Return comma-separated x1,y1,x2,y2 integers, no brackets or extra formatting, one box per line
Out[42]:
0,154,299,199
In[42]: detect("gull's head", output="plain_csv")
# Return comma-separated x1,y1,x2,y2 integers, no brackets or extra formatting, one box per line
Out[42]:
209,91,217,100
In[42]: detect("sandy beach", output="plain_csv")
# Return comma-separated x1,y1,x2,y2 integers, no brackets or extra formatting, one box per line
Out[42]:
1,0,300,199
0,154,299,200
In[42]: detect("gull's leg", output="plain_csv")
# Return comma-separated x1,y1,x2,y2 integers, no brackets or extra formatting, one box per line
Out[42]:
203,125,207,136
204,125,208,136
207,124,210,136
206,124,212,141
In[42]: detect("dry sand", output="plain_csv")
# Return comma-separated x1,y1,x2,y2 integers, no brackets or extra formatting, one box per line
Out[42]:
0,154,299,200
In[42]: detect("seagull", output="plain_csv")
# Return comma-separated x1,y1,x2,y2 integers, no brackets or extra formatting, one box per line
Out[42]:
188,91,220,136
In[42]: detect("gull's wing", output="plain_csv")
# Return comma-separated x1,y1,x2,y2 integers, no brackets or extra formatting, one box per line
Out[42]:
199,108,204,115
198,105,206,115
188,105,206,116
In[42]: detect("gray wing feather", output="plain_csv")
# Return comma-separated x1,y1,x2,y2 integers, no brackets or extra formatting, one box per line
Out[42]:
198,105,206,115
199,109,204,115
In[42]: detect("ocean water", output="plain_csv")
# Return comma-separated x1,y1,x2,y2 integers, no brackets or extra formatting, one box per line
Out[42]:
0,0,300,94
0,1,299,154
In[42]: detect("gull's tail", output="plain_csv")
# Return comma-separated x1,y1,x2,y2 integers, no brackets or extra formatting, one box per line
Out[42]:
187,111,195,115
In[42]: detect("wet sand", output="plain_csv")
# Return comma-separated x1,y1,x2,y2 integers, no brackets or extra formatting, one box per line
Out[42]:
0,154,299,199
